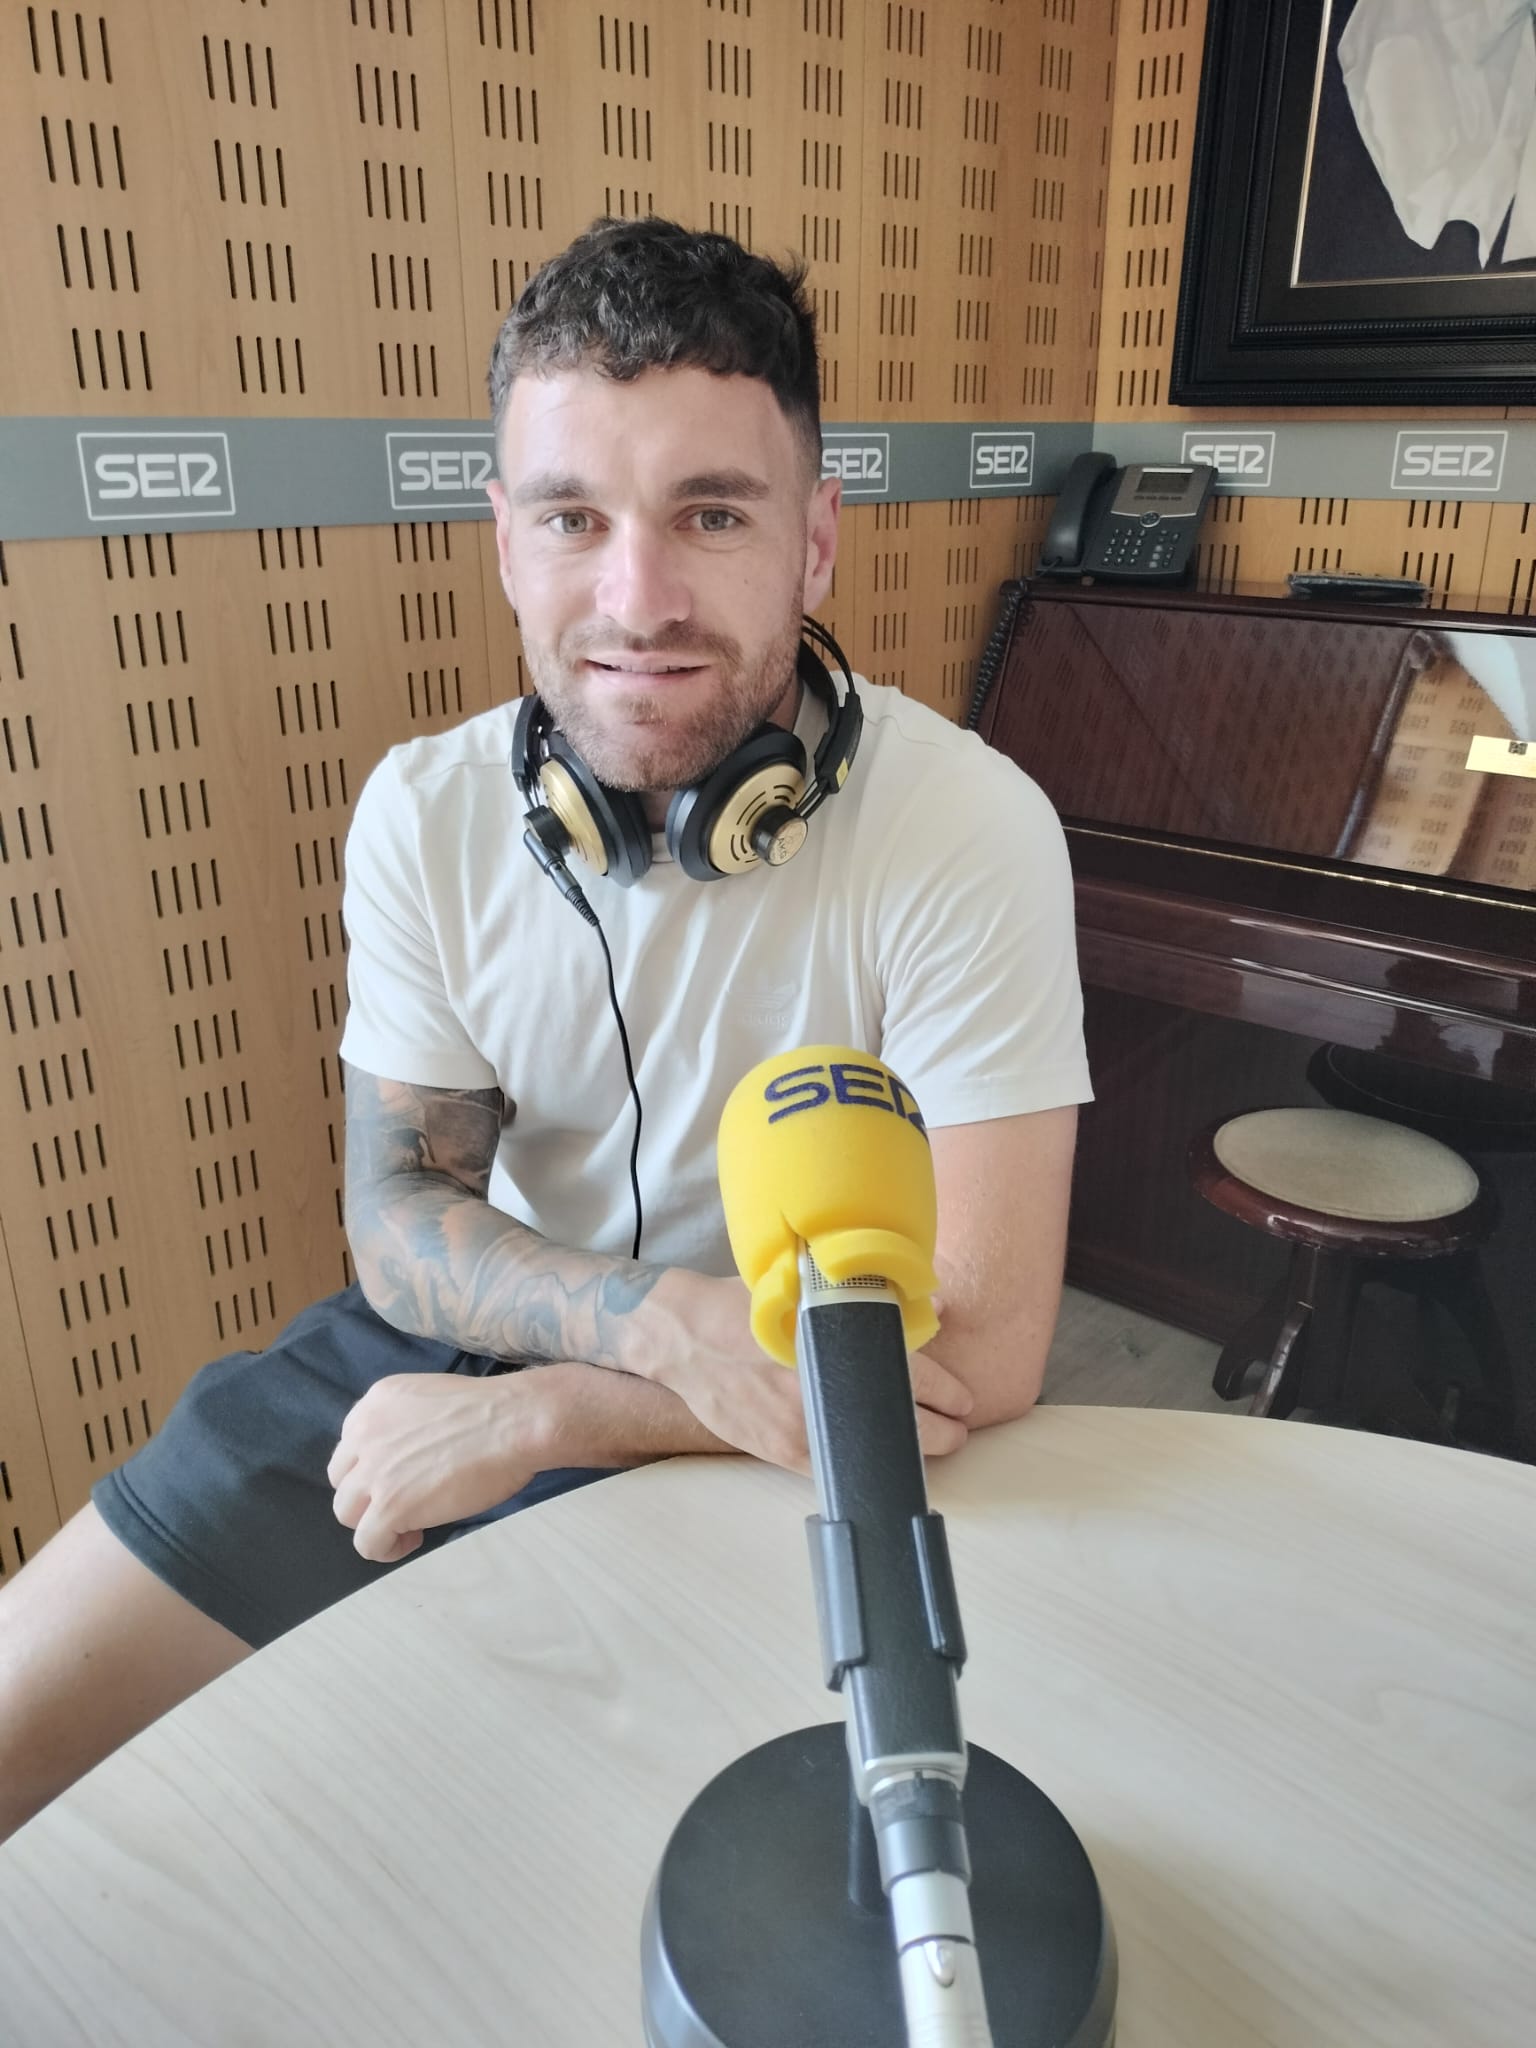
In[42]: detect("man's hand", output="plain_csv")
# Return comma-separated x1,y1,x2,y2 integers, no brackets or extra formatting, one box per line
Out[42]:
661,1277,973,1474
327,1371,555,1564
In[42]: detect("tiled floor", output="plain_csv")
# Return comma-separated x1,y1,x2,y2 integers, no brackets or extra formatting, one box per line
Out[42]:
1041,1285,1234,1414
1044,1285,1530,1466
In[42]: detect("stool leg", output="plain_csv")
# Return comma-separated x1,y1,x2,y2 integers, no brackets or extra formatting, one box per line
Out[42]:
1213,1275,1291,1403
1249,1245,1321,1419
1250,1300,1310,1418
1297,1251,1364,1416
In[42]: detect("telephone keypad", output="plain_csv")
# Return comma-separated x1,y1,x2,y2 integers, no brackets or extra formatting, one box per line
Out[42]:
1096,511,1181,575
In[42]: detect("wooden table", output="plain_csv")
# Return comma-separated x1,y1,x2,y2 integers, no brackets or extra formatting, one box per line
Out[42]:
2,1407,1532,2046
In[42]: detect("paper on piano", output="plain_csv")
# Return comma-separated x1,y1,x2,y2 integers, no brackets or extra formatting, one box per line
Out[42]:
1465,735,1536,778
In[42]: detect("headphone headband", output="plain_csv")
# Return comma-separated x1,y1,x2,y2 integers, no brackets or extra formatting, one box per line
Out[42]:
795,619,863,821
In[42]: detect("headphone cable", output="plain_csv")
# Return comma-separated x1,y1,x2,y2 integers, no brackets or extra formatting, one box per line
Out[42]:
591,910,645,1261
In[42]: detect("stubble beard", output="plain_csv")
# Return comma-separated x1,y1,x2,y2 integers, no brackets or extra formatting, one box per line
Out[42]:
523,603,805,792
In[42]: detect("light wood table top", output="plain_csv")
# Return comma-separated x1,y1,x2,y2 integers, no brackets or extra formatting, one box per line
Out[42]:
2,1407,1533,2046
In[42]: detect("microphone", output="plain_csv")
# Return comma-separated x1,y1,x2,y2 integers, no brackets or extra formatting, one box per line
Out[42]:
638,1051,1115,2048
717,1046,994,2048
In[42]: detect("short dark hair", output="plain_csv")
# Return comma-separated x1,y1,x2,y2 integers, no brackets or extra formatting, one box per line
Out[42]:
487,217,822,476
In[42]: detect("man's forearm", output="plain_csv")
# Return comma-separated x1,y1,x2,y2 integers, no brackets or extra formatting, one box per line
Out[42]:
349,1166,702,1377
528,1361,740,1468
344,1069,714,1380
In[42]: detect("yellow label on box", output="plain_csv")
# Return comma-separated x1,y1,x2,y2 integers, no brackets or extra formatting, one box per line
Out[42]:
1465,734,1536,779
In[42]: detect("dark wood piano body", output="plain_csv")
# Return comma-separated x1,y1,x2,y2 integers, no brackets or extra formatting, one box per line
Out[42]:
975,583,1536,1377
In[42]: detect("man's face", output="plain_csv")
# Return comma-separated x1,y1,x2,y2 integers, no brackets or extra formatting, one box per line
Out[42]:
486,364,840,793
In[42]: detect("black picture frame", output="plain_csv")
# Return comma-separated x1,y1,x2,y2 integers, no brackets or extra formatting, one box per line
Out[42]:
1170,0,1536,407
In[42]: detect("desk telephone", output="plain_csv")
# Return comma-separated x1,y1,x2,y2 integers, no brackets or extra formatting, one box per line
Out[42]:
1037,450,1215,584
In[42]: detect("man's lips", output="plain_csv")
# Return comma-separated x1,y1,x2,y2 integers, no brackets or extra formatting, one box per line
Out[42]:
581,657,712,679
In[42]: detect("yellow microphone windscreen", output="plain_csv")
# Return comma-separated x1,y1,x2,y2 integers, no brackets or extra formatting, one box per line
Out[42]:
717,1046,939,1366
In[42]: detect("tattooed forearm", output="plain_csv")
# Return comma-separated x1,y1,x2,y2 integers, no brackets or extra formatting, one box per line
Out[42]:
343,1063,669,1371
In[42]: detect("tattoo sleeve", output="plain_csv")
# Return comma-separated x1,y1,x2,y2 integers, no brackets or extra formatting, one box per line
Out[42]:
342,1062,669,1369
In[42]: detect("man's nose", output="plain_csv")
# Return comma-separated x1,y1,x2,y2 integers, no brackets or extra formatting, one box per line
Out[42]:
592,527,693,637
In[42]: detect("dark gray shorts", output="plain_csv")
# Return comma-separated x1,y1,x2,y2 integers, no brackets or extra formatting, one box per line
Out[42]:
92,1285,615,1648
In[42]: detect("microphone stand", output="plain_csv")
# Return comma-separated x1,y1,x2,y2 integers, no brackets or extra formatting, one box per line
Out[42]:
640,1255,1118,2047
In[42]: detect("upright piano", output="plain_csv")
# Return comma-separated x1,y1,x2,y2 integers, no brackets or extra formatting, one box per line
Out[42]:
973,581,1536,1401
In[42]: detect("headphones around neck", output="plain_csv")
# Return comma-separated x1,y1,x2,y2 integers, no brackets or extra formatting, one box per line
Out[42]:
511,616,863,887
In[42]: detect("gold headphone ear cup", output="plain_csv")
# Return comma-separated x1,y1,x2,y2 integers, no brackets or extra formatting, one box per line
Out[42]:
666,729,808,880
544,733,652,886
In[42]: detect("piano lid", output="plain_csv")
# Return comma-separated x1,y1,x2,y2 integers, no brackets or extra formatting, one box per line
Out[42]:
980,584,1536,910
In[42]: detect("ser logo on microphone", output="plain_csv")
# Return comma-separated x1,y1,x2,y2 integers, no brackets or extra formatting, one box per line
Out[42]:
764,1060,927,1132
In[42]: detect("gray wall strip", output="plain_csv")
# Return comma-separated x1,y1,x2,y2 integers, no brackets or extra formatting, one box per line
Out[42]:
0,418,1090,541
1092,420,1534,503
10,415,1530,541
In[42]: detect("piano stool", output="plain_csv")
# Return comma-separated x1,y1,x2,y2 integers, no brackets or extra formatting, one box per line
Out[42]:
1188,1108,1516,1451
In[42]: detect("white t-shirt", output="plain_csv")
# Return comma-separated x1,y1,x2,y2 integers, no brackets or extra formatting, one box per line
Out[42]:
339,679,1092,1276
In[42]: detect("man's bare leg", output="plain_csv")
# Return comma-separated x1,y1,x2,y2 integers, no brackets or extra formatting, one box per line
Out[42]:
0,1501,251,1844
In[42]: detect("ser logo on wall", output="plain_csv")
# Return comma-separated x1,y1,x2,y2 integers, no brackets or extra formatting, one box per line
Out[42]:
1391,430,1508,493
77,431,235,522
1180,428,1275,489
820,432,891,499
387,431,498,512
969,431,1034,490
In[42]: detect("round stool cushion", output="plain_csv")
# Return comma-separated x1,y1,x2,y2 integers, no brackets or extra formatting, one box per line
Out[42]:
1212,1108,1479,1223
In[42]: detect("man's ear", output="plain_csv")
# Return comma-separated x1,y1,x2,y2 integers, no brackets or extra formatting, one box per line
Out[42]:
802,475,841,614
485,477,518,610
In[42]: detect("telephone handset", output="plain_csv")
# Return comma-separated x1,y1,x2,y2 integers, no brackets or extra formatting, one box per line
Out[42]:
1037,451,1215,584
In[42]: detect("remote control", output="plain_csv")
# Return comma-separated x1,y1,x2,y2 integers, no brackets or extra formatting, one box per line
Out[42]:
1286,571,1430,605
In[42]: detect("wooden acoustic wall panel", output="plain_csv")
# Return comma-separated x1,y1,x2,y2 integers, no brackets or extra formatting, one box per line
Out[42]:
1094,0,1201,424
1194,496,1495,611
1003,1,1118,421
475,523,530,704
0,1,470,414
0,1219,57,1576
1479,504,1536,617
0,521,494,1529
446,0,871,670
1,532,209,1528
858,1,1114,425
847,0,1112,705
848,494,1047,716
442,1,868,428
447,1,1103,706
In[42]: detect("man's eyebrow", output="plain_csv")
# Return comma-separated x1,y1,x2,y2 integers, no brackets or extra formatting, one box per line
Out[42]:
509,471,589,508
508,468,775,508
670,469,772,501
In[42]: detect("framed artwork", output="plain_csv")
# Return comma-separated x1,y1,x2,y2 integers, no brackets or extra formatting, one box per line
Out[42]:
1170,0,1536,406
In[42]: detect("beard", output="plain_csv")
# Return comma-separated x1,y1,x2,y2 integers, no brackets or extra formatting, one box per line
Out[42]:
522,604,805,791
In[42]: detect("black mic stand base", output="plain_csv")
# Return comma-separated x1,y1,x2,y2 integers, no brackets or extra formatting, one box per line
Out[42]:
640,1724,1117,2047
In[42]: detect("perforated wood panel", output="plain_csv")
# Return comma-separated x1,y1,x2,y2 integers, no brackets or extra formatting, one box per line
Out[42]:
1193,496,1498,611
858,1,1111,424
1094,0,1536,614
852,493,1054,713
0,3,473,416
0,520,499,1545
1,2,1117,1554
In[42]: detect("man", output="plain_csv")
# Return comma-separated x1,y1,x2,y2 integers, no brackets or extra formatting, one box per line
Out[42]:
0,218,1088,1842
